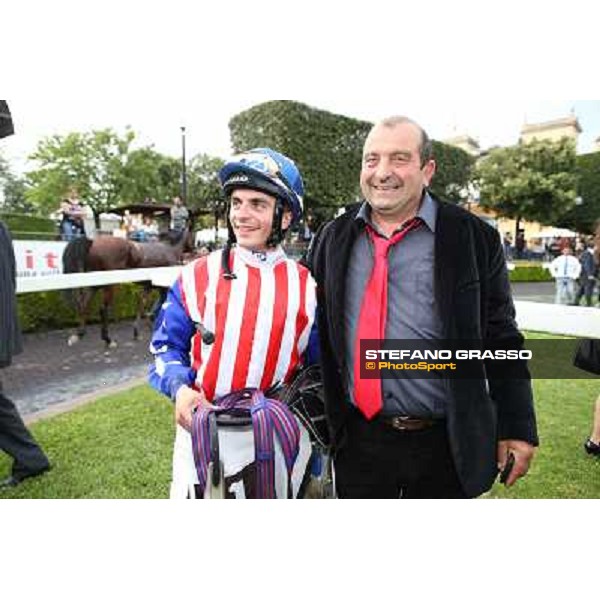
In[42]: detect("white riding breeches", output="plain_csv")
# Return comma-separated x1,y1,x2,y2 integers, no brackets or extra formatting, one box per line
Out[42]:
170,420,312,499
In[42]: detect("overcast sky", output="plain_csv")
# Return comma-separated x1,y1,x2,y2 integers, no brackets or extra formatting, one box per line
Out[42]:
2,1,599,174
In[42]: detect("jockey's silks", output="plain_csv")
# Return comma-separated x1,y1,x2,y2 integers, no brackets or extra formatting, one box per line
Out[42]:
150,246,316,401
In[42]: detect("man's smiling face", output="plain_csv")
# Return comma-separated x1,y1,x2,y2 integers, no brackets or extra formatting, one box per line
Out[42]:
360,121,435,225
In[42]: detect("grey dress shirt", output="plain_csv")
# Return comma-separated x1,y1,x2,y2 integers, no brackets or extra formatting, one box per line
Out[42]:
344,193,449,418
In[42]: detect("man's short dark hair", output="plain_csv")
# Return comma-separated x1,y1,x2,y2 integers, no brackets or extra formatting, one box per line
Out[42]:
379,115,433,166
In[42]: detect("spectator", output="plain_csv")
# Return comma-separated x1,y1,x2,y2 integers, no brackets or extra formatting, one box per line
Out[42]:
584,396,600,457
515,232,526,259
139,215,158,241
170,196,189,232
502,232,512,260
573,238,597,307
60,188,86,241
549,246,581,304
558,237,572,253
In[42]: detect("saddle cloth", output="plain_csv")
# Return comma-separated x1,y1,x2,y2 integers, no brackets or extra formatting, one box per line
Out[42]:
170,421,312,499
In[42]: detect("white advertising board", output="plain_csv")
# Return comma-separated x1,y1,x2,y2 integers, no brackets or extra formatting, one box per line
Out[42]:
13,240,68,279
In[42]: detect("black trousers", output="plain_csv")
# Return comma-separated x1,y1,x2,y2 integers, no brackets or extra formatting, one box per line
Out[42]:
334,408,468,499
574,279,595,307
0,377,49,479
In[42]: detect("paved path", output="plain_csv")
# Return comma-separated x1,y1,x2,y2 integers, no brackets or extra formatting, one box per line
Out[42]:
511,281,555,304
0,281,567,422
2,320,153,418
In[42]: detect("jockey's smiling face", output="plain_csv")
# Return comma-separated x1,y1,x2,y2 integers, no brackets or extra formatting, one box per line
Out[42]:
229,188,291,252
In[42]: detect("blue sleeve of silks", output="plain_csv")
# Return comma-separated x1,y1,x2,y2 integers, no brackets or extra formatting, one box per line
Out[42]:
148,279,197,402
304,319,321,365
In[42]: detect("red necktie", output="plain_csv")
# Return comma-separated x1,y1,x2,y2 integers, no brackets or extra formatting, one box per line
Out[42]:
353,218,423,419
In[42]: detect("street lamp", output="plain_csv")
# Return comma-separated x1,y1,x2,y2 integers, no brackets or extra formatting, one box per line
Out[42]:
180,126,188,204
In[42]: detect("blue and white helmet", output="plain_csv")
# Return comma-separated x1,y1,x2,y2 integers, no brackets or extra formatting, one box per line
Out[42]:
218,147,304,228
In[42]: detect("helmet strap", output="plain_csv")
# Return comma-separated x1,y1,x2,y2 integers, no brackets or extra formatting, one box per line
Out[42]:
221,241,237,280
266,199,288,248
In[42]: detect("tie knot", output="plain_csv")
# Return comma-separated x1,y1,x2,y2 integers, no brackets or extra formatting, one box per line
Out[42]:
368,217,423,257
371,234,391,258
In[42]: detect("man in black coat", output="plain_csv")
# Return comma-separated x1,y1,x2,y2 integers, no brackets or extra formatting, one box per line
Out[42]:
1,101,50,488
573,239,597,307
307,116,537,498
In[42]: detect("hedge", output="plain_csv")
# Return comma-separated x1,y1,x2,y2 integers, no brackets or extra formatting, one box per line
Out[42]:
15,267,549,333
17,283,161,332
0,211,58,240
509,265,553,283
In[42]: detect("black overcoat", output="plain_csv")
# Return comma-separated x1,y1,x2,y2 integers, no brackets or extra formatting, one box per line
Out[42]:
308,198,538,497
0,221,23,368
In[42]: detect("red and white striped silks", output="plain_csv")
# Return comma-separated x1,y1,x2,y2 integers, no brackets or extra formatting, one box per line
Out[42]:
179,246,316,400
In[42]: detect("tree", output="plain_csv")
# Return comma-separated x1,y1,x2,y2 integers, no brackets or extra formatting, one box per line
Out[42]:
0,152,33,213
119,147,181,204
187,153,225,209
0,152,8,182
429,141,475,204
2,175,31,213
475,138,579,239
556,151,600,235
25,128,138,225
187,153,226,230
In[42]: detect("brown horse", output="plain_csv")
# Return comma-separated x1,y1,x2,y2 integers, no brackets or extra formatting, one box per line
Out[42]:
62,229,194,347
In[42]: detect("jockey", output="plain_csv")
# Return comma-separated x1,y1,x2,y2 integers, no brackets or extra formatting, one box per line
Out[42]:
149,148,318,498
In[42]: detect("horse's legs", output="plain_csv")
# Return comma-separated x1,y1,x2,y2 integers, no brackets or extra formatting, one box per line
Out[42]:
67,288,93,346
100,286,117,349
68,312,86,346
134,283,153,340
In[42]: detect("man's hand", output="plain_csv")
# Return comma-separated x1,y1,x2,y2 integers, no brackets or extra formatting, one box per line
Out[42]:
175,386,211,431
497,440,536,487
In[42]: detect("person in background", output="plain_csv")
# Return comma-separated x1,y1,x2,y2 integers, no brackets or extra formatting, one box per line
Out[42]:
573,238,597,307
0,101,51,489
584,395,600,457
60,187,86,241
170,196,189,232
515,231,526,259
121,209,136,237
502,232,512,260
550,246,581,305
139,215,159,242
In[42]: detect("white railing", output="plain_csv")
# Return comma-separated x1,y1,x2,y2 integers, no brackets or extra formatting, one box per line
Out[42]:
16,268,599,338
16,266,183,294
514,301,599,338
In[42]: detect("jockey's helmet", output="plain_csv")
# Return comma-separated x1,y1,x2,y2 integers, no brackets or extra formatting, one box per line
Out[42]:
219,148,304,246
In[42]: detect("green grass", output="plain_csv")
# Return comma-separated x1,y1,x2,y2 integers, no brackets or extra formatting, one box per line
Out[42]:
2,370,600,499
0,386,174,499
488,378,600,499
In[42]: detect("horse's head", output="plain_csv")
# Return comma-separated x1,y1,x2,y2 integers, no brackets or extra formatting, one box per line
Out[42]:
166,227,196,263
183,229,195,253
165,228,189,246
